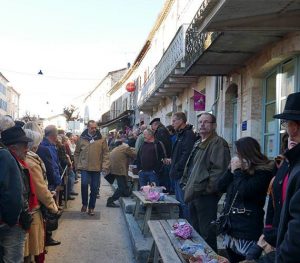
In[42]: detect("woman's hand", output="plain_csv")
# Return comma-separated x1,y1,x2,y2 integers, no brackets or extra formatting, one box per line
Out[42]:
230,156,242,173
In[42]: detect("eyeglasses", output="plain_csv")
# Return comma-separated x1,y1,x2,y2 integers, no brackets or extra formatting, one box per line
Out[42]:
199,120,215,125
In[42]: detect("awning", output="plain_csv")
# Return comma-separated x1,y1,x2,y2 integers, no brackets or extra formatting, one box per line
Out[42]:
99,110,134,128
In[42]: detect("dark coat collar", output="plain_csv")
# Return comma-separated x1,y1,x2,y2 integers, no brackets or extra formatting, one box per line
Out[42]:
285,143,300,166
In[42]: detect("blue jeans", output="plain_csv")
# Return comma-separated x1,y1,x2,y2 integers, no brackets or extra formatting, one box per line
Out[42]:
0,224,26,263
139,170,159,187
174,179,190,220
81,170,100,209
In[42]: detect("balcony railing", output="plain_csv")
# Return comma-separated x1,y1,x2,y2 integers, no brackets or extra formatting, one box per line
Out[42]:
185,30,220,71
155,24,188,88
185,0,221,72
137,69,156,107
137,25,188,108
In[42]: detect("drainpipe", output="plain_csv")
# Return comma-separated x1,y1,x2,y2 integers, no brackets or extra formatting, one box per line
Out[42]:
210,76,223,135
172,96,177,113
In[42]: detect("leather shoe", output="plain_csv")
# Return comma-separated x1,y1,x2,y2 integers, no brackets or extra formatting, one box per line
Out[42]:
45,238,61,246
70,192,78,196
81,205,87,213
67,196,75,200
106,202,120,208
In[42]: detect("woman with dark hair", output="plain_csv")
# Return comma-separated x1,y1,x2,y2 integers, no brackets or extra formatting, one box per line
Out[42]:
217,137,273,263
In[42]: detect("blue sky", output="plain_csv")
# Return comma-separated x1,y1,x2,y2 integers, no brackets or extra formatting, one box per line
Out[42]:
0,0,164,117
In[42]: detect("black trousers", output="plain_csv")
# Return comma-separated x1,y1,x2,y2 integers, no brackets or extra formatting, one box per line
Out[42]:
109,175,130,202
189,194,220,252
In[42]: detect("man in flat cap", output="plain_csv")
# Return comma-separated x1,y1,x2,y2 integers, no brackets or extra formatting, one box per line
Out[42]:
273,92,300,262
0,126,33,263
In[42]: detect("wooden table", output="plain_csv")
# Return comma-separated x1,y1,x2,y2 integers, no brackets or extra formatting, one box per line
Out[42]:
132,191,180,235
147,219,219,263
128,171,139,191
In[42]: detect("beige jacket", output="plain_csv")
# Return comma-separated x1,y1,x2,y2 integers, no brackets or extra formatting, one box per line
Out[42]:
110,144,136,176
74,134,110,172
25,151,58,213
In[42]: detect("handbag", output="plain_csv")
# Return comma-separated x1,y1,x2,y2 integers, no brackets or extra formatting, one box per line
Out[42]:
40,205,60,232
212,190,239,235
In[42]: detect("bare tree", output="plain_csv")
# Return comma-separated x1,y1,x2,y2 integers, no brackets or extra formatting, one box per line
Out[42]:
63,105,79,121
20,111,38,122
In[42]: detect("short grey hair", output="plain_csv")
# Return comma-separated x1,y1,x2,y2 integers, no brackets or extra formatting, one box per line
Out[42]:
44,125,58,137
0,115,15,134
24,129,43,150
144,128,154,137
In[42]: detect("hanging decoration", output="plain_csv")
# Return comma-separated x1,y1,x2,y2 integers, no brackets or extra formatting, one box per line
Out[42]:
125,82,136,92
194,89,206,111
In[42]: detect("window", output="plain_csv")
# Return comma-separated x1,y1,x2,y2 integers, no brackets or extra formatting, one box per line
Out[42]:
0,83,6,95
263,57,299,158
0,98,7,111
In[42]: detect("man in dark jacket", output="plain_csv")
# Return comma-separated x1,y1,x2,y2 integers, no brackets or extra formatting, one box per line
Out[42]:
38,125,62,246
273,92,300,263
136,128,167,187
169,112,195,219
40,125,62,191
181,113,230,252
150,118,172,190
0,126,33,263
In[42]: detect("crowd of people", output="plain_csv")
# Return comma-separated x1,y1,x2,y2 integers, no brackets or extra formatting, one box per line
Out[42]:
1,91,300,263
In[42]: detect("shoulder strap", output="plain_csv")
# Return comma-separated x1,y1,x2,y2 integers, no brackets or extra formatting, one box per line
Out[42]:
158,140,167,158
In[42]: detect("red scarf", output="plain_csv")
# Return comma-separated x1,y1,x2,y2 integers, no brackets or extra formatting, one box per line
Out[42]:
14,154,39,211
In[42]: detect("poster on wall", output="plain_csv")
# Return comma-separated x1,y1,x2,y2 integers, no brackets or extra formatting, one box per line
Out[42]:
194,90,206,111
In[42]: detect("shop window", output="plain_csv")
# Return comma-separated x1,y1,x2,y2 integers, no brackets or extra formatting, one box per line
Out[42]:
263,57,299,158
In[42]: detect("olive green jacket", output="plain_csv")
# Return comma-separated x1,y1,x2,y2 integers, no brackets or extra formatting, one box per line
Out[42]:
181,132,230,202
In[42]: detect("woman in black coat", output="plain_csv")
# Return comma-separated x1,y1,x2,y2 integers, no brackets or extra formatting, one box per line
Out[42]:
218,137,273,263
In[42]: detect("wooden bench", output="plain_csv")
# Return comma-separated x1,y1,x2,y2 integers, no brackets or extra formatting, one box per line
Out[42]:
128,171,139,191
132,191,180,235
148,219,221,263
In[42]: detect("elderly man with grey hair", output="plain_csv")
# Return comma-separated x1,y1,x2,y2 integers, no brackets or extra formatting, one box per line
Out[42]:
39,125,61,191
136,128,167,187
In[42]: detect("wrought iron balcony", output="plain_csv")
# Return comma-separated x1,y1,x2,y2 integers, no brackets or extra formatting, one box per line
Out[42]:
185,28,220,73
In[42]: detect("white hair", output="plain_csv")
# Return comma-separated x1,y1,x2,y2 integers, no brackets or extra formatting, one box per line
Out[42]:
24,129,43,150
0,115,15,135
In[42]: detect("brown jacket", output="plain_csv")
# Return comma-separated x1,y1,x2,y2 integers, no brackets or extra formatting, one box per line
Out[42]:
181,132,230,202
25,151,58,213
74,130,110,172
110,144,136,176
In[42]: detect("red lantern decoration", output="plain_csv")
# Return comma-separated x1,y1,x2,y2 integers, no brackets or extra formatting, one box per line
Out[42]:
126,82,136,92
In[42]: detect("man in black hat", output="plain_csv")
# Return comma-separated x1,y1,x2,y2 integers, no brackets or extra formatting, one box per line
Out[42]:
273,91,300,262
0,126,33,263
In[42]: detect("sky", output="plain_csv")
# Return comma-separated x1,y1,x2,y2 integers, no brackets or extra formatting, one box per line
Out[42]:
0,0,165,118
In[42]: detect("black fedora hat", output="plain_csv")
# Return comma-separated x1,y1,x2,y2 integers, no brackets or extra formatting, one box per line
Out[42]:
1,126,33,146
149,118,160,125
274,92,300,121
